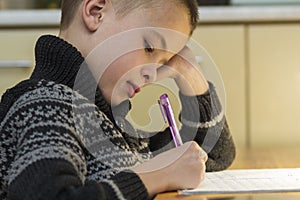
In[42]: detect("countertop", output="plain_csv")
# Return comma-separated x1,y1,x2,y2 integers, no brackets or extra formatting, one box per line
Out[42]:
1,6,300,27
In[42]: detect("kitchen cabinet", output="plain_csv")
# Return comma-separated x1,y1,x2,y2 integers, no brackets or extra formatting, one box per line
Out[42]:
0,28,58,97
249,24,300,147
192,23,300,148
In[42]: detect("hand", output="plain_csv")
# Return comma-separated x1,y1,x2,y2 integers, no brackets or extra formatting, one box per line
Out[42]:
132,141,208,197
157,46,209,96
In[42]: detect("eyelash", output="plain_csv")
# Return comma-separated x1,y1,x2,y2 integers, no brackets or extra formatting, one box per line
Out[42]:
144,39,154,53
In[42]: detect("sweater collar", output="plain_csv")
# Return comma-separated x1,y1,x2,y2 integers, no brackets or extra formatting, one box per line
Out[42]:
31,35,83,86
30,35,130,121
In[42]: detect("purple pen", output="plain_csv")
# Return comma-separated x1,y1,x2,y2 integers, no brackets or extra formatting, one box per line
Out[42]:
158,94,183,147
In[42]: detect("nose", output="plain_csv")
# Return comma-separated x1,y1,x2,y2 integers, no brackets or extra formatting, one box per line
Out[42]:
140,65,157,83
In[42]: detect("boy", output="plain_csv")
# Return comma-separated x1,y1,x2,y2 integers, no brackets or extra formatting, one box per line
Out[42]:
0,0,235,199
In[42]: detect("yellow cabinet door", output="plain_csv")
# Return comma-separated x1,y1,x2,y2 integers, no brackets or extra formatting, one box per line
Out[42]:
249,24,300,147
192,25,247,148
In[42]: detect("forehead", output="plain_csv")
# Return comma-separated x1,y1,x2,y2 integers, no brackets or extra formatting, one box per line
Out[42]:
117,4,192,49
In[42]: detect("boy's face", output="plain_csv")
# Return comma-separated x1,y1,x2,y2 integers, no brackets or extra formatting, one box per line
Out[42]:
88,3,192,106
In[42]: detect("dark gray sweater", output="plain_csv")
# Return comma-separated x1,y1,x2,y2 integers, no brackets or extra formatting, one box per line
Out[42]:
0,35,235,200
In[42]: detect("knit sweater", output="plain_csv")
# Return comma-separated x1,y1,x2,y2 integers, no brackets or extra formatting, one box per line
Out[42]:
0,35,235,200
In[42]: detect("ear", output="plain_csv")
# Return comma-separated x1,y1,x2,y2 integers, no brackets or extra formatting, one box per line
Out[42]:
82,0,107,32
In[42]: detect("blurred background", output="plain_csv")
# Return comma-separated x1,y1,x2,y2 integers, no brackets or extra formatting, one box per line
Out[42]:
0,0,61,9
0,0,300,150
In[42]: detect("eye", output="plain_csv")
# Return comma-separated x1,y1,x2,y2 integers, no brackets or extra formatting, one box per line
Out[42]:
144,39,154,53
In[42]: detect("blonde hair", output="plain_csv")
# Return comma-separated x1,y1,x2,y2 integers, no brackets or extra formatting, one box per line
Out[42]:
60,0,199,33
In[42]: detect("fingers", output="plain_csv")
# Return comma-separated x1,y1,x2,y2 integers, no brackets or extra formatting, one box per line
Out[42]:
182,142,207,188
186,141,208,162
200,148,208,163
145,141,208,191
156,46,195,81
182,141,207,184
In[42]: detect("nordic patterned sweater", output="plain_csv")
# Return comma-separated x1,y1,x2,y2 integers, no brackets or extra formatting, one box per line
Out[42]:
0,35,235,200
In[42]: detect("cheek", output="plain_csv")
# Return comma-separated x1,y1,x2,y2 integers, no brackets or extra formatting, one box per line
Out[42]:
98,60,131,94
98,71,125,105
109,53,141,74
99,51,146,87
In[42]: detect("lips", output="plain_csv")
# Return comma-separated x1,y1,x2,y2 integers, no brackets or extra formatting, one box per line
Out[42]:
127,81,141,98
134,87,141,93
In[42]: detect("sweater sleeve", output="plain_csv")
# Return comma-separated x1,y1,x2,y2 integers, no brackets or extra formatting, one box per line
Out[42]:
2,85,149,200
8,159,147,200
8,161,147,200
149,82,236,171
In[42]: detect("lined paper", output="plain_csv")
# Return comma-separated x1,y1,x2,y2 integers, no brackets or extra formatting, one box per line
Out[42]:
179,168,300,195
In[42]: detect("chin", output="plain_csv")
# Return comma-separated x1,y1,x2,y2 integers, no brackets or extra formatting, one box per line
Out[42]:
110,87,130,106
110,96,128,107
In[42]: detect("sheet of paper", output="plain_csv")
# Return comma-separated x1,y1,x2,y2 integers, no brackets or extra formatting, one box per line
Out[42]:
179,168,300,195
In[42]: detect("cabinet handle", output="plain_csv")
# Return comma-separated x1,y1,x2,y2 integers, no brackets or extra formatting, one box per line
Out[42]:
0,60,33,68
